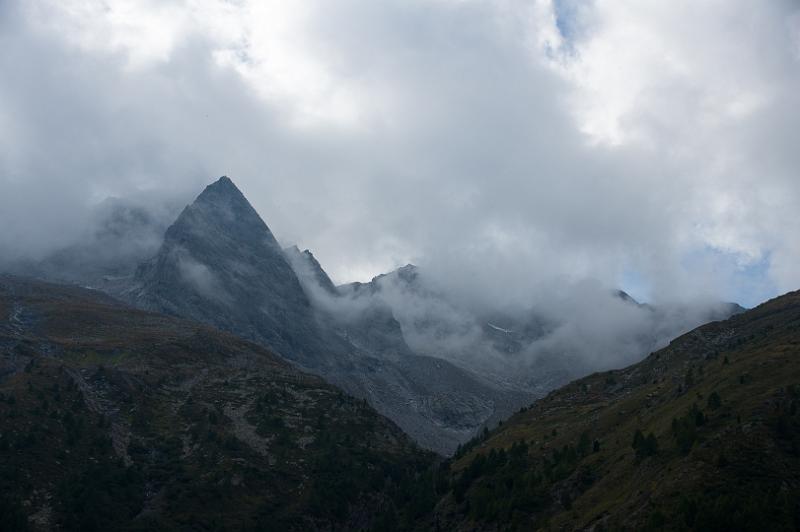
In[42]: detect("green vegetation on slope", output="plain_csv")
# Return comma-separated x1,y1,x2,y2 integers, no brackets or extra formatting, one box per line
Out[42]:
433,290,800,530
0,277,437,531
5,276,800,531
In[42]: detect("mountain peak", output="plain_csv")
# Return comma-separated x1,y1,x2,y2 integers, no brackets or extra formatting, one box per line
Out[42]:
208,174,236,191
614,289,639,305
164,175,281,251
193,175,247,207
131,176,319,362
373,263,419,286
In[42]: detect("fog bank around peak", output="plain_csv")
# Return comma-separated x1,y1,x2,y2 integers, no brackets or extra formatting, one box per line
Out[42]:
286,252,743,389
1,0,798,311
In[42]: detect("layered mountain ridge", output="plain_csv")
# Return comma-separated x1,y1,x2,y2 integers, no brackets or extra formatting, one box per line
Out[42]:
119,176,531,454
321,261,745,397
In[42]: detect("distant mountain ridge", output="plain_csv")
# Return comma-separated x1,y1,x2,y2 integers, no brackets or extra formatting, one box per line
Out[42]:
324,262,746,394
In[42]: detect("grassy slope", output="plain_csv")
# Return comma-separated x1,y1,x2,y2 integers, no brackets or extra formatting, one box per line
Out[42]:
436,290,800,531
0,276,437,531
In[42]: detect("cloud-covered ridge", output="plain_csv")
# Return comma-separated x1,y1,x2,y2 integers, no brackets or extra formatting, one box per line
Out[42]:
1,0,798,309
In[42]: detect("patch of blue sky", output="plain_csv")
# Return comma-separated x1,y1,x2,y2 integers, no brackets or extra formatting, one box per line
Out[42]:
617,267,651,305
553,0,582,42
618,247,777,308
680,246,777,308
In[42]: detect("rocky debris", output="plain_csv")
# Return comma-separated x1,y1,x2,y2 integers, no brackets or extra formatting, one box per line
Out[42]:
224,400,272,456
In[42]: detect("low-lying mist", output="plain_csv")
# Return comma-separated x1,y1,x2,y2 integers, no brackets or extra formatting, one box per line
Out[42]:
0,172,747,396
290,250,743,392
0,195,182,284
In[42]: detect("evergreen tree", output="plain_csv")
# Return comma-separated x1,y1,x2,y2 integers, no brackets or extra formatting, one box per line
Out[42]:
707,391,722,410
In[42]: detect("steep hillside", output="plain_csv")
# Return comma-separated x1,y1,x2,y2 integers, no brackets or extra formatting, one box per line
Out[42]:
433,289,800,530
0,276,436,531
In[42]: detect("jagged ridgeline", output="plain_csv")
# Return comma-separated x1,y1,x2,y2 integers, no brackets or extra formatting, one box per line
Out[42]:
432,289,800,530
2,237,800,531
129,176,322,365
0,276,437,531
4,176,744,456
122,176,532,455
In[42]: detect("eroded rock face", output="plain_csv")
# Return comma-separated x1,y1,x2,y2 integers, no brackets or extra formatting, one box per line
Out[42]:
120,176,531,454
284,245,339,297
128,176,324,367
6,176,742,455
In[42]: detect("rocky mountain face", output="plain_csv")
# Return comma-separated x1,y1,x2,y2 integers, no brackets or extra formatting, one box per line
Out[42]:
431,288,800,530
126,176,328,369
284,245,339,297
118,177,532,455
0,276,436,531
4,176,743,457
335,264,561,392
332,264,745,396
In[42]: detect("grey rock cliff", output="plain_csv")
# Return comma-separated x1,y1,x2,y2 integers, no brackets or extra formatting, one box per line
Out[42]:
122,176,531,454
127,176,327,367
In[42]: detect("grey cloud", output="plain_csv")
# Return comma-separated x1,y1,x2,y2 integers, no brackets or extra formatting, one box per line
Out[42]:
307,266,742,391
1,0,798,315
172,247,232,305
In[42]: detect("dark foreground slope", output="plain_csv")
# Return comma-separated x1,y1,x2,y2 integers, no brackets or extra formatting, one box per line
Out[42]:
0,276,436,531
432,289,800,531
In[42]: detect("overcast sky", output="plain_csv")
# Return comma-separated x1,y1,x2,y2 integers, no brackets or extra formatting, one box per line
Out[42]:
1,0,799,307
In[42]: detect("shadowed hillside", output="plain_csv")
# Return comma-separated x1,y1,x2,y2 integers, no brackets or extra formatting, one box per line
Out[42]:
0,276,436,531
431,289,800,530
3,278,800,531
